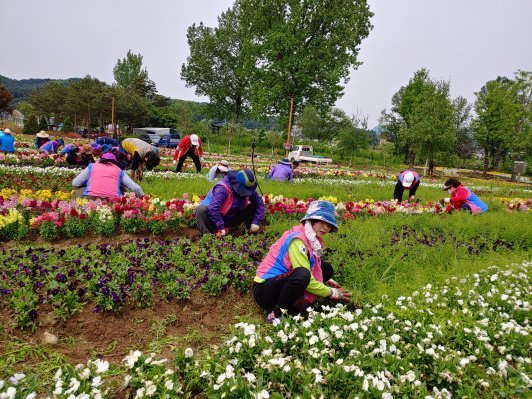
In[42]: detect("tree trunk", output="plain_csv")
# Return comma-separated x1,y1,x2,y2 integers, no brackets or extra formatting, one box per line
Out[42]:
409,151,416,167
483,146,489,175
423,159,428,177
428,159,435,176
493,145,503,171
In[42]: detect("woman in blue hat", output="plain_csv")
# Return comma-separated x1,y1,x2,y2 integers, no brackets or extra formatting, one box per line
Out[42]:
253,200,352,322
195,168,265,236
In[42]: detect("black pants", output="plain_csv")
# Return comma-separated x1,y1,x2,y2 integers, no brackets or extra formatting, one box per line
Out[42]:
253,262,334,317
176,149,201,173
195,203,257,235
393,180,419,202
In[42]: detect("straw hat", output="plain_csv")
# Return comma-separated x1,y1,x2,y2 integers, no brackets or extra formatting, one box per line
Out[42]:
36,130,50,138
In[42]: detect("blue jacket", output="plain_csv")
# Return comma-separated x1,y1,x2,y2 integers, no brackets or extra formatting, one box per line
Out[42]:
0,134,15,153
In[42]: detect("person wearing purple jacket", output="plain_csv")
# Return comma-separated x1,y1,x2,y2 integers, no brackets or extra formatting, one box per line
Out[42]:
267,158,298,182
195,169,265,236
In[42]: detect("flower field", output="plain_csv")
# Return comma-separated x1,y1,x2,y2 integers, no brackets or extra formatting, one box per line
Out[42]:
0,144,531,398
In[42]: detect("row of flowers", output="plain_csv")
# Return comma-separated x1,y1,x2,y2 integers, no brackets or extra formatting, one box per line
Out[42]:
1,189,531,242
2,261,530,397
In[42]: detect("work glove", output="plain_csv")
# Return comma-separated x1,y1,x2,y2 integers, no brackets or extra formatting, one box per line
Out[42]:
409,195,415,200
200,156,205,163
443,197,450,203
329,287,352,301
215,228,229,238
249,224,260,233
172,160,177,165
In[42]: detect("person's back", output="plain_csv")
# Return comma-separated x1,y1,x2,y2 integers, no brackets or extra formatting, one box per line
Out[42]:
0,130,15,153
268,159,293,182
84,162,123,198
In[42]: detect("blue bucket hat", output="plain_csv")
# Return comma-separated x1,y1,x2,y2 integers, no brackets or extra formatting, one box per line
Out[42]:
280,158,291,165
301,200,338,232
230,169,257,197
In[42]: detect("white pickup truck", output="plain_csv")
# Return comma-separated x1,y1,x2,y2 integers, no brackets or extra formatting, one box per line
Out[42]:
287,145,333,164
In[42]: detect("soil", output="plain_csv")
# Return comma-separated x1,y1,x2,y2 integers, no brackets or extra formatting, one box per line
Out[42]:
0,289,259,366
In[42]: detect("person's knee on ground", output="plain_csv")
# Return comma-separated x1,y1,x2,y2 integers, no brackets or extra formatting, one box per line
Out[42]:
195,205,215,235
321,261,334,283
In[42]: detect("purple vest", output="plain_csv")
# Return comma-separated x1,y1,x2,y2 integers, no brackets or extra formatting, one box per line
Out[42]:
84,163,123,198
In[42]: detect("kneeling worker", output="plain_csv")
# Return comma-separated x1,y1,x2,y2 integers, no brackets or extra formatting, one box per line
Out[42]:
266,158,298,182
195,169,265,236
253,200,351,323
121,138,160,178
72,153,144,199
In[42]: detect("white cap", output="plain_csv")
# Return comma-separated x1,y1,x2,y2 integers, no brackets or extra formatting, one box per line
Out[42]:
4,128,11,134
218,159,229,172
402,172,415,188
190,134,199,145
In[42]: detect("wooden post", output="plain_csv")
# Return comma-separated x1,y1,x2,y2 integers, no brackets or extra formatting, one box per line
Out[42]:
286,96,294,156
111,97,117,139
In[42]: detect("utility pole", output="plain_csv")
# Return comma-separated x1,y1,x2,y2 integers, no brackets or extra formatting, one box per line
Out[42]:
285,96,294,156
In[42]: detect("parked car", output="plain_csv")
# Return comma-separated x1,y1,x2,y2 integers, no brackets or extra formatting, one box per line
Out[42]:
158,133,181,148
139,133,161,146
287,145,332,164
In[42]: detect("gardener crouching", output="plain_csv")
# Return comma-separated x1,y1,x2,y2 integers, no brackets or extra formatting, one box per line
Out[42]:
442,178,488,214
195,169,265,236
72,153,144,199
253,200,352,323
393,168,420,202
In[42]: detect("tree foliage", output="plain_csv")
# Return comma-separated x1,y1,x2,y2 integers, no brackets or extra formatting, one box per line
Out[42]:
113,50,157,98
181,5,250,123
473,71,531,172
240,0,373,121
22,114,39,135
380,69,456,170
0,85,13,112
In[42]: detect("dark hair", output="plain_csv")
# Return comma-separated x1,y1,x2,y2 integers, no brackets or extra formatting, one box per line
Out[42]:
444,178,461,188
145,152,160,171
292,161,300,167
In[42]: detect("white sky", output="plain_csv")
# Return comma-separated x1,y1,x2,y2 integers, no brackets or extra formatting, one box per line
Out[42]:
1,0,531,128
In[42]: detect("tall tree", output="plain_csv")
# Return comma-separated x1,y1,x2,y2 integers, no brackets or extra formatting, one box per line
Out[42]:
27,82,67,118
473,76,520,173
0,85,13,112
181,5,251,123
380,69,455,172
239,0,373,122
452,96,475,159
113,50,156,98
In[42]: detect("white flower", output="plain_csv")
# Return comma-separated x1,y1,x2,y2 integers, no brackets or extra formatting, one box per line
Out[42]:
390,334,400,343
4,387,16,399
184,348,194,358
256,389,270,399
244,372,256,383
94,359,109,373
362,379,369,391
145,382,157,396
459,358,470,367
165,380,174,390
91,376,102,388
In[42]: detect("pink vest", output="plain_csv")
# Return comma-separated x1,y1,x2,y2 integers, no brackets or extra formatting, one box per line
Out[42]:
256,224,323,304
84,163,123,198
201,181,249,215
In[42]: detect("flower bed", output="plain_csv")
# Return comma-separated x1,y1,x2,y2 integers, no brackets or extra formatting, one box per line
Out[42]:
2,262,529,398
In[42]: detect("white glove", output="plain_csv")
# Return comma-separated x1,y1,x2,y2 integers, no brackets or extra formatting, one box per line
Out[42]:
444,198,450,203
329,288,341,300
409,195,415,200
172,160,177,165
200,157,205,163
250,224,260,233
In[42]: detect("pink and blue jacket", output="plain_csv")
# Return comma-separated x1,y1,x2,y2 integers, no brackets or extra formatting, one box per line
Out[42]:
450,185,488,214
255,224,323,304
83,163,124,198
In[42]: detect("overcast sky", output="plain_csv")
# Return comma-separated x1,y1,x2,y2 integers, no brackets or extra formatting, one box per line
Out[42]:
2,0,531,128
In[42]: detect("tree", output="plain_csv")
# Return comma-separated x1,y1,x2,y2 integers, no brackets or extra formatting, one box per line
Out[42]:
452,96,475,159
38,115,48,131
380,69,455,173
113,50,156,98
61,116,74,133
513,70,532,158
63,76,110,130
27,82,67,118
298,105,324,140
181,5,251,123
239,0,373,122
22,114,39,135
0,85,13,112
473,76,520,173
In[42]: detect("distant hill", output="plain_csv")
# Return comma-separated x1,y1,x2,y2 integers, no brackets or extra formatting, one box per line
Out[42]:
0,75,82,105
